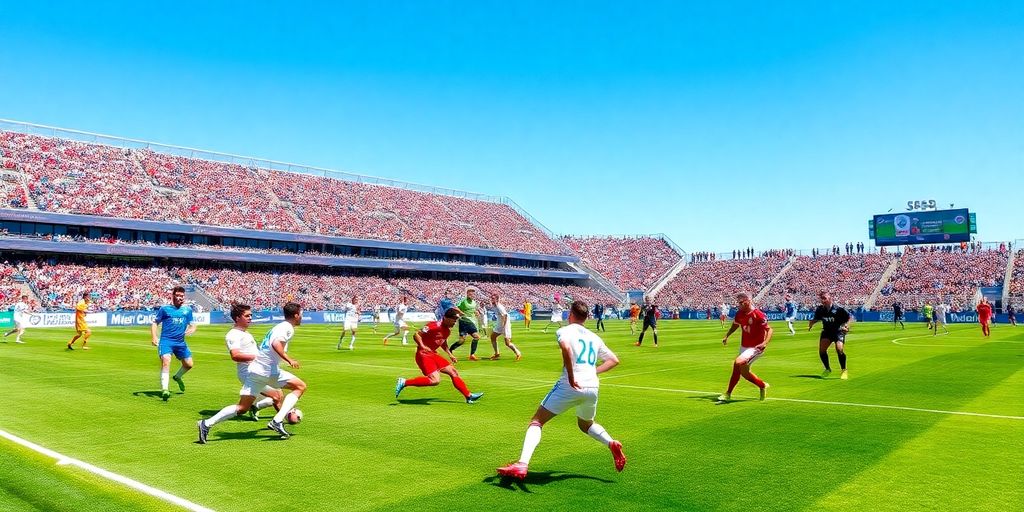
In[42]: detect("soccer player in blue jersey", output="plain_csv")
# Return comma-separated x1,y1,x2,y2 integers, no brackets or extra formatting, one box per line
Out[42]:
151,286,197,401
784,294,797,335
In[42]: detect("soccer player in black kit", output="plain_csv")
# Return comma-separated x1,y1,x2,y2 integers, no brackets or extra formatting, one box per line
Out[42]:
593,303,606,332
808,291,852,380
893,301,905,329
635,298,659,347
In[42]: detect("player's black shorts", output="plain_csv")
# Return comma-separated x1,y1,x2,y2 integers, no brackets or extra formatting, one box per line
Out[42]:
820,331,846,344
643,318,657,329
894,313,903,320
458,319,478,337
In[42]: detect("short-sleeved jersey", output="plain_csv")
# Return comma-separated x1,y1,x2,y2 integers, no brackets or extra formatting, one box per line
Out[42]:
457,297,479,326
495,303,509,321
934,304,949,317
643,304,658,322
75,300,88,328
13,301,28,321
250,321,295,377
922,304,934,318
893,303,903,315
342,303,359,323
629,305,640,319
438,298,454,315
394,303,407,322
555,323,614,388
813,304,851,335
976,303,993,320
733,308,770,348
719,304,729,316
523,302,532,314
225,328,258,379
154,305,194,345
417,321,451,352
593,304,604,317
784,301,796,317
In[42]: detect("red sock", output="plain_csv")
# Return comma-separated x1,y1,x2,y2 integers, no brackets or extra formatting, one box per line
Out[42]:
405,376,433,387
743,371,765,389
451,376,471,398
727,365,741,394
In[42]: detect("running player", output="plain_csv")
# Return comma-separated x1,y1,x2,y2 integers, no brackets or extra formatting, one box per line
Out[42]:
1008,304,1017,327
635,298,659,347
808,291,852,380
449,287,483,360
383,296,410,346
922,302,934,330
893,301,905,329
932,300,949,335
783,294,797,335
67,292,92,350
250,302,307,439
152,286,197,401
628,302,640,334
394,308,484,404
3,294,30,344
337,296,360,350
488,294,522,361
496,301,625,480
718,292,772,402
542,302,565,333
976,297,993,337
719,302,730,328
593,303,606,332
196,303,284,443
523,300,533,330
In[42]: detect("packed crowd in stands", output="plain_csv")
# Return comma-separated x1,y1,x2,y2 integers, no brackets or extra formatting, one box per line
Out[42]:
22,260,178,311
762,253,895,311
0,130,567,255
1008,249,1024,304
654,256,789,310
873,247,1008,311
561,235,681,291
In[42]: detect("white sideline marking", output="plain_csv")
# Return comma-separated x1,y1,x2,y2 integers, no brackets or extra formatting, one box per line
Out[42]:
0,429,216,511
602,383,1024,421
891,332,1024,348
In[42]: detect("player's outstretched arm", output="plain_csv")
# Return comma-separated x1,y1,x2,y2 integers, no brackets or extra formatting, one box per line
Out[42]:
722,323,739,344
441,342,457,364
271,339,300,369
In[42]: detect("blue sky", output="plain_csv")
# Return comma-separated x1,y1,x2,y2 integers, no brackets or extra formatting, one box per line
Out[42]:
1,1,1021,253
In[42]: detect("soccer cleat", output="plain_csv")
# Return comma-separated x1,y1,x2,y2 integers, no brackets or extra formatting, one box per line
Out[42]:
717,393,731,402
197,420,209,444
514,353,522,361
66,343,74,350
161,390,171,401
489,354,500,360
267,420,291,438
248,406,260,422
821,369,832,379
468,354,479,361
760,383,770,401
382,337,389,346
634,341,641,347
609,440,627,472
395,377,406,398
466,392,484,404
14,340,25,344
173,375,186,392
82,346,91,350
496,461,528,480
840,370,849,380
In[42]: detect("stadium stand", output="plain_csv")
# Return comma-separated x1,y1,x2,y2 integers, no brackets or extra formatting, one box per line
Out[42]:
762,253,896,311
561,235,682,291
23,260,179,311
873,247,1008,311
654,256,789,310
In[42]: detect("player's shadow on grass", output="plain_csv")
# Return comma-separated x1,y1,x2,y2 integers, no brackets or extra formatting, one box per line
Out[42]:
791,374,825,379
389,397,462,406
132,390,176,399
687,394,729,403
484,471,613,492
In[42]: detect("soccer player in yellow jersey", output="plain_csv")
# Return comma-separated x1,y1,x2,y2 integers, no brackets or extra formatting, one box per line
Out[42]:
67,292,92,350
523,301,533,330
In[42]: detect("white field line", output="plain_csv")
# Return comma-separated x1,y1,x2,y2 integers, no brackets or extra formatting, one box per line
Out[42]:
0,429,215,512
602,383,1024,421
891,332,1024,348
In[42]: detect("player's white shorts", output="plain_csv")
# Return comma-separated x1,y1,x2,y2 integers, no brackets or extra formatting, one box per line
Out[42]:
393,320,407,330
540,381,599,420
344,321,359,331
236,369,277,395
935,315,946,325
550,313,561,322
493,321,512,337
784,315,795,322
240,370,297,396
737,347,764,366
14,320,24,330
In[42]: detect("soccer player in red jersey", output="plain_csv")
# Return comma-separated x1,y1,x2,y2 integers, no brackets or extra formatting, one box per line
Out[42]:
976,297,993,337
718,292,772,402
394,308,483,404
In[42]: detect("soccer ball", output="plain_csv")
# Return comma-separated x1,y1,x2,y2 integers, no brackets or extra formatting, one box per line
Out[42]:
286,408,303,425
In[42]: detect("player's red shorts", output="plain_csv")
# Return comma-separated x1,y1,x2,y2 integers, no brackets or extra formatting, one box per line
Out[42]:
415,351,451,375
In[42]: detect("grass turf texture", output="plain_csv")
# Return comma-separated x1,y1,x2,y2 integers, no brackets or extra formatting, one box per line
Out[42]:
1,319,1021,512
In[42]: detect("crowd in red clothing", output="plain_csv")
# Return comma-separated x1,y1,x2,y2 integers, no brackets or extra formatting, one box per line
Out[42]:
762,253,895,311
654,256,789,310
561,235,682,291
874,248,1008,311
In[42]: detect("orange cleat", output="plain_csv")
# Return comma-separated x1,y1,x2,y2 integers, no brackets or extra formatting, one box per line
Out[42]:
489,354,500,360
468,354,480,361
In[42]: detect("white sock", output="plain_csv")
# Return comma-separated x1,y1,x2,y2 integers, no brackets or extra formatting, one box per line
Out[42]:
205,404,238,427
401,332,408,344
518,424,543,464
788,322,795,334
586,423,612,446
160,370,169,391
349,335,356,348
273,392,300,423
254,397,275,410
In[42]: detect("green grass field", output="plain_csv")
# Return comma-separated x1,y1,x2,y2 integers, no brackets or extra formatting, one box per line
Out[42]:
1,319,1021,512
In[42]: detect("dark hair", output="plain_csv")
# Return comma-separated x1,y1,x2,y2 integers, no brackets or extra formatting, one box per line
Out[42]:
283,302,302,319
230,303,251,321
172,286,186,295
82,291,90,299
443,307,463,320
570,300,590,320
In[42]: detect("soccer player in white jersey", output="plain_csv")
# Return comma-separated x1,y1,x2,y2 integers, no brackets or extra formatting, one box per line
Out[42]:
245,302,308,439
3,294,30,344
719,302,730,327
477,301,490,337
542,302,565,333
337,296,360,350
383,296,410,346
933,300,950,335
197,303,284,443
497,301,626,480
488,294,522,361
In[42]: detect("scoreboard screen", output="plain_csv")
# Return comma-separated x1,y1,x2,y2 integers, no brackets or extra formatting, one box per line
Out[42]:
872,208,971,246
